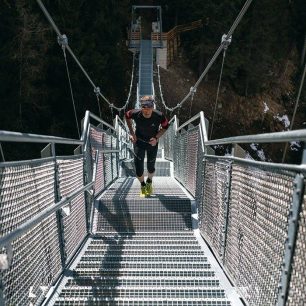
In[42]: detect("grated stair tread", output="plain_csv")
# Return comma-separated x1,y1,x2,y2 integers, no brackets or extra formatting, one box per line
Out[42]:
54,299,232,305
52,173,232,305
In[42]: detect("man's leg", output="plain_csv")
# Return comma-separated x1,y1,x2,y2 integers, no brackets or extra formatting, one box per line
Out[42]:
146,144,158,195
134,144,146,196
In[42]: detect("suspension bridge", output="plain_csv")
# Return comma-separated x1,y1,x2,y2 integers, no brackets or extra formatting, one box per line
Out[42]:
0,1,306,305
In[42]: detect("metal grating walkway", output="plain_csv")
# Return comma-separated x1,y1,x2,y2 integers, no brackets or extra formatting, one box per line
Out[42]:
139,40,153,96
48,156,241,305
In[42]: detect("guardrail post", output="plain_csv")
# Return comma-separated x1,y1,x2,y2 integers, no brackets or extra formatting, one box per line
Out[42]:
222,157,233,263
277,172,305,305
41,143,67,267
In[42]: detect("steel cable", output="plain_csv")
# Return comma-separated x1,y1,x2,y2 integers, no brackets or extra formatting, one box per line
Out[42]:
210,50,227,139
282,60,306,162
161,0,254,113
36,0,135,113
62,48,81,138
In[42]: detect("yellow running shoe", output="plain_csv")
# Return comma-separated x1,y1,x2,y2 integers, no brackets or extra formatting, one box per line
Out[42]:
146,182,153,196
140,185,147,197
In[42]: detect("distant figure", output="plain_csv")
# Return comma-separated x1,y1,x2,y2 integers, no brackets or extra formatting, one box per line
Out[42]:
125,96,169,197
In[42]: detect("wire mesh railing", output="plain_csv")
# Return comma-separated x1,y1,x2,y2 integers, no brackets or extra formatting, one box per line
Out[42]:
169,111,306,306
0,111,129,305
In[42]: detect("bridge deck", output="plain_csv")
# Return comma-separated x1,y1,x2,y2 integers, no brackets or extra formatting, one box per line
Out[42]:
46,157,243,305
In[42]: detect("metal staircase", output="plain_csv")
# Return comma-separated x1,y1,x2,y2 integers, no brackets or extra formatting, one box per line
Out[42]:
46,155,239,305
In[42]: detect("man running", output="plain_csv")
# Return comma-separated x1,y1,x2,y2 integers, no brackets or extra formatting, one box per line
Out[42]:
125,96,169,197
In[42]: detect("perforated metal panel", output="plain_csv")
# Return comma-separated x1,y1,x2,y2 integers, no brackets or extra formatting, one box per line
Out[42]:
112,136,118,180
224,164,295,305
185,127,200,196
199,158,230,262
287,184,306,305
174,131,187,185
0,160,62,305
89,126,105,194
164,123,175,161
58,157,87,260
104,132,113,187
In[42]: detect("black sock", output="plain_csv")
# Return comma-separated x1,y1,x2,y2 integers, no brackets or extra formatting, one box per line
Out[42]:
141,181,146,187
147,178,152,184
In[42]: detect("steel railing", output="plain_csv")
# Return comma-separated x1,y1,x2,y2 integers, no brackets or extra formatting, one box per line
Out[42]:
163,111,306,306
0,111,129,305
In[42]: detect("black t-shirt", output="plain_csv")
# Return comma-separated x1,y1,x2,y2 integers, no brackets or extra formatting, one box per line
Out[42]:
125,109,169,142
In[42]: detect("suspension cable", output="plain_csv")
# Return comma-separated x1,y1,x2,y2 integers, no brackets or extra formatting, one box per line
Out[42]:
36,0,134,113
0,143,5,162
61,43,81,138
210,49,227,139
160,0,253,113
282,60,306,162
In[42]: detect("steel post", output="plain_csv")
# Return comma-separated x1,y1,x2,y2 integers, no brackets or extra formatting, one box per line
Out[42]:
51,143,67,267
277,173,305,305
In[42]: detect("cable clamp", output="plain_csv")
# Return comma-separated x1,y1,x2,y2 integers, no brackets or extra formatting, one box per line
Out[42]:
57,34,68,48
221,34,232,50
94,86,101,96
190,86,197,94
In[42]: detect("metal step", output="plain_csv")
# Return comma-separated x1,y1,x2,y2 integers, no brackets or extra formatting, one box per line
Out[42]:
86,244,202,251
54,299,231,306
58,287,226,299
65,277,220,287
94,213,192,232
72,269,216,278
76,262,211,270
84,250,205,256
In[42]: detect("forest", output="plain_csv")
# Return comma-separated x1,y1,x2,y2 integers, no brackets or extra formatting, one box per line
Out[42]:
0,0,305,161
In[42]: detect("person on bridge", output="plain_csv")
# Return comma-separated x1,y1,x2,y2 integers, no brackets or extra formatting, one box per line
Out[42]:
125,96,169,197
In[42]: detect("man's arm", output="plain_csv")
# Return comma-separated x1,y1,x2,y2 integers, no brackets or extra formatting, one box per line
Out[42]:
149,127,167,146
155,128,167,140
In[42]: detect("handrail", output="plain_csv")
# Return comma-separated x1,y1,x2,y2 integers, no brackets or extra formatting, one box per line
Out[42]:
177,112,201,132
115,115,129,133
0,111,116,147
206,129,306,146
174,111,306,146
89,112,116,132
0,130,83,145
205,154,306,172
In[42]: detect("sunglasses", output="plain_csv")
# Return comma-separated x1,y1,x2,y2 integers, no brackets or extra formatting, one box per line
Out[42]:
141,102,154,108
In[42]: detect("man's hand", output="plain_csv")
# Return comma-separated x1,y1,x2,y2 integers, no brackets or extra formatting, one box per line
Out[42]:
149,137,158,146
129,134,137,144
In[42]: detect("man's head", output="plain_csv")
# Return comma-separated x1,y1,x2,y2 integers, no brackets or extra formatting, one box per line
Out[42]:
140,96,154,118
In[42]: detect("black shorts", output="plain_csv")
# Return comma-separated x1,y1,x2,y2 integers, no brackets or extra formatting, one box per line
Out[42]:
133,141,158,177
